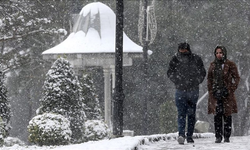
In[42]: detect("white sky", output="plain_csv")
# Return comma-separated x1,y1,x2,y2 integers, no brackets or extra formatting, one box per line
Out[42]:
42,2,143,54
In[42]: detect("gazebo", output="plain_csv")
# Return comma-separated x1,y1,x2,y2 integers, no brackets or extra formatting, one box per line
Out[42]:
42,2,143,131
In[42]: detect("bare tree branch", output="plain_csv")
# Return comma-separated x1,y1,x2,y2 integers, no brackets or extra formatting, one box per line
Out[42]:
0,29,47,42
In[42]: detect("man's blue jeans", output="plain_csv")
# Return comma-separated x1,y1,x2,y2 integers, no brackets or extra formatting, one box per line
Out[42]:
175,89,199,137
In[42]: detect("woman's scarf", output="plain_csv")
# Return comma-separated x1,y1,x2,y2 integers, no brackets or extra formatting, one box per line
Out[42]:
213,59,224,91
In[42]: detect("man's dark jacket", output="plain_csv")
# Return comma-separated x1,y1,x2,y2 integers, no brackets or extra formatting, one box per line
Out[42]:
167,51,206,91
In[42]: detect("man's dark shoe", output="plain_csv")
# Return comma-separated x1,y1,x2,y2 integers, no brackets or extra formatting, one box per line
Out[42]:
177,136,185,145
224,137,230,143
187,137,194,143
215,137,222,143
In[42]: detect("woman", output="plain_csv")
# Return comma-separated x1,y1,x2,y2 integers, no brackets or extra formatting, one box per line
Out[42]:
207,45,240,143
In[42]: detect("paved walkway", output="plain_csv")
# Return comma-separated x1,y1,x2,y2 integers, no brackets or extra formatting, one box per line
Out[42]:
138,136,250,150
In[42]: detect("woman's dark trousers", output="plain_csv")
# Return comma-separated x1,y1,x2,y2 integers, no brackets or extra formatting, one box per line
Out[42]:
214,99,232,139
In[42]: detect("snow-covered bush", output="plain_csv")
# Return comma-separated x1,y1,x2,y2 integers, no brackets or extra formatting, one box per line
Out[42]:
3,137,25,147
27,113,72,146
38,57,86,143
84,120,110,141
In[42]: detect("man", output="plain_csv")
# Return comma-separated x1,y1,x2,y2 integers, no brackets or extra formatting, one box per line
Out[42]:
167,42,206,144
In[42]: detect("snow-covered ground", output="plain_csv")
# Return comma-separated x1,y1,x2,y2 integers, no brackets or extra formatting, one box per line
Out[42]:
138,135,250,150
2,133,249,150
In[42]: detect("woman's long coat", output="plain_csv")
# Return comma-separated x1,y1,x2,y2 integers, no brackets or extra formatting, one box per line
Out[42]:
207,59,240,116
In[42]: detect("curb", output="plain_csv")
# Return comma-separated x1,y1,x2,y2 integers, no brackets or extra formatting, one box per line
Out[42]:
132,133,214,150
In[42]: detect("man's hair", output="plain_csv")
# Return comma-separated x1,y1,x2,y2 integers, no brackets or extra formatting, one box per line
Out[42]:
178,42,190,51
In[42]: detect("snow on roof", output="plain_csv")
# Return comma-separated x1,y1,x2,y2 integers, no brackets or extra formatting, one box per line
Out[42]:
42,2,143,55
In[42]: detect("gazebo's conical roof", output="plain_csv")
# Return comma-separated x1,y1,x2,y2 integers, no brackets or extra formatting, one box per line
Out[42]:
42,2,143,54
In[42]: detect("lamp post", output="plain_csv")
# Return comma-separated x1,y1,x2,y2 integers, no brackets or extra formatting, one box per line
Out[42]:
138,0,157,135
113,0,124,137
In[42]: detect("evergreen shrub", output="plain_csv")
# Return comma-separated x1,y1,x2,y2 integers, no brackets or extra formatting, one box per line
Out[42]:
38,57,85,143
84,120,110,141
27,113,72,146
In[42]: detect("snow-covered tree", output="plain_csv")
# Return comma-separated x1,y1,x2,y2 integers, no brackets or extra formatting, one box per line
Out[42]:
0,68,11,139
1,0,70,142
80,72,102,120
37,57,86,143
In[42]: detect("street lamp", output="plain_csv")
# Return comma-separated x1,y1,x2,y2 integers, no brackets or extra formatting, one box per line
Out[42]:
113,0,124,137
138,0,157,135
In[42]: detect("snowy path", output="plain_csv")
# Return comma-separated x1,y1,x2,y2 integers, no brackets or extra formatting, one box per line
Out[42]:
2,134,249,150
138,136,250,150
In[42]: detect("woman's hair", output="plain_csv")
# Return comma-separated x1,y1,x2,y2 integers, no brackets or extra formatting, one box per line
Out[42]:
214,45,227,60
